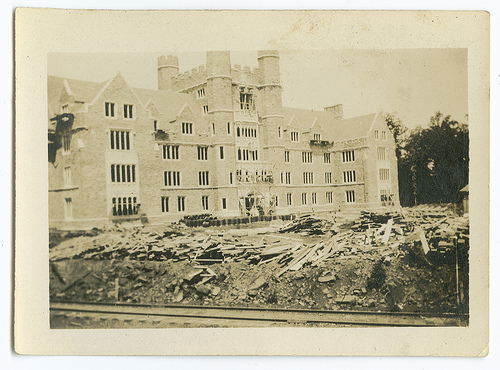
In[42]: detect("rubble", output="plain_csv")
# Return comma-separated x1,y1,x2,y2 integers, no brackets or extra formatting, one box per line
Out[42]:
49,205,469,314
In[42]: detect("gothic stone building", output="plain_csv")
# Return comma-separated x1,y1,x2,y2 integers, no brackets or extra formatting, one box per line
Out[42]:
48,51,399,230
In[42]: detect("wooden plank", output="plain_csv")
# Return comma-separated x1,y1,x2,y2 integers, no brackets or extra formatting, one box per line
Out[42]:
382,219,393,244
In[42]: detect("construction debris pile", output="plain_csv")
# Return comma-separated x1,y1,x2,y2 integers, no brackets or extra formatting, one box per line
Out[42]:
50,206,469,314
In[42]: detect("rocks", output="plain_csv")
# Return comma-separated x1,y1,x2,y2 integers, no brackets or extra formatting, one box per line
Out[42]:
249,276,267,291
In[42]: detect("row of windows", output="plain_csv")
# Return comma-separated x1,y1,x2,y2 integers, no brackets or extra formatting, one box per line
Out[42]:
161,195,227,213
302,151,313,163
111,164,136,183
237,148,258,161
197,146,208,160
163,145,179,160
283,191,337,206
112,197,139,216
105,102,134,119
374,130,388,140
279,171,350,184
379,168,390,181
377,147,386,160
182,122,193,135
343,170,356,183
284,150,356,163
110,130,130,150
236,126,257,138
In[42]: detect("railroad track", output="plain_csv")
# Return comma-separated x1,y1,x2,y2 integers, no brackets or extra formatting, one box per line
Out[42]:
50,301,468,328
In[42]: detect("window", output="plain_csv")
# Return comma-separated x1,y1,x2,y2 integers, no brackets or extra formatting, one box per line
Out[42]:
197,146,208,160
229,172,233,184
64,198,72,219
325,172,332,184
281,172,291,184
197,87,206,99
346,190,355,203
222,198,227,210
164,171,181,186
284,150,290,163
313,133,321,141
381,130,387,140
324,152,331,163
110,130,130,150
112,196,138,216
275,196,279,207
153,120,158,132
219,146,224,160
380,189,389,202
202,196,209,211
61,104,69,114
198,171,209,186
342,150,355,163
182,122,193,135
211,122,216,135
111,164,136,183
312,192,317,205
287,193,292,206
227,122,232,135
177,196,186,212
62,135,71,154
301,193,308,205
278,126,282,138
290,131,299,142
161,196,169,213
239,87,253,110
379,168,390,181
163,145,179,160
326,191,333,204
377,147,386,160
123,104,133,119
302,151,313,163
63,166,71,187
343,170,356,183
374,130,379,140
105,102,115,117
303,172,314,184
202,105,209,115
236,126,241,137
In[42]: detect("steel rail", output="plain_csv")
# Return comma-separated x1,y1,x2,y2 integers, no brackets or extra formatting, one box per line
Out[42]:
50,301,467,327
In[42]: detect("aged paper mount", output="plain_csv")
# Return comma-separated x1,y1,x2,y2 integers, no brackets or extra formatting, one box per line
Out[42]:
14,9,489,356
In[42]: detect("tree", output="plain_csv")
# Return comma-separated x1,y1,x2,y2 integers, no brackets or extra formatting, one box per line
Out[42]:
396,112,469,206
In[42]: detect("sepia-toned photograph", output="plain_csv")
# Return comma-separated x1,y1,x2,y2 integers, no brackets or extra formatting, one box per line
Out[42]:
47,49,469,329
14,9,489,357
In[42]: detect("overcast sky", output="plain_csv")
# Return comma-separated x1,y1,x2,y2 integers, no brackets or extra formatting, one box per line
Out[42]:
48,49,467,129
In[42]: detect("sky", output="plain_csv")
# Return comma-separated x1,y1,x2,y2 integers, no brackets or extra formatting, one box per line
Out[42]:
48,49,467,129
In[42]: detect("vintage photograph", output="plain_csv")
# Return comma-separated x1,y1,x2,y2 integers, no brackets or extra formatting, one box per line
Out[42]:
47,49,470,329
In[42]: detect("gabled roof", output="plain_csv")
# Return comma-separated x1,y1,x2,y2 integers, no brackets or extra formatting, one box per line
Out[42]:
134,88,202,122
48,74,202,124
283,107,376,142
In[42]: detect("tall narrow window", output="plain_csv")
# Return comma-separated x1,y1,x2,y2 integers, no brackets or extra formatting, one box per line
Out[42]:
163,145,179,160
202,196,209,211
229,172,233,184
105,102,115,117
219,146,224,160
312,193,317,204
64,198,73,219
324,153,331,163
381,130,387,140
222,198,227,210
62,135,71,154
325,172,332,184
63,166,71,187
313,133,321,141
177,196,186,212
278,126,282,138
290,131,299,142
227,122,231,135
374,130,379,140
377,147,386,160
124,104,133,119
164,171,181,186
284,150,290,163
202,105,209,115
342,150,355,163
161,196,169,213
301,193,307,205
343,170,356,183
198,171,209,186
287,193,292,206
154,120,158,131
197,146,208,160
326,192,333,204
379,168,390,181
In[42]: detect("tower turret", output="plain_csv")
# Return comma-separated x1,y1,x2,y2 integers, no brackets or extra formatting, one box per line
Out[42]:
157,55,179,91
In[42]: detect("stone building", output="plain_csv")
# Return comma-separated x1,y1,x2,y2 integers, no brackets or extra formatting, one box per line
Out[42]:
48,51,399,230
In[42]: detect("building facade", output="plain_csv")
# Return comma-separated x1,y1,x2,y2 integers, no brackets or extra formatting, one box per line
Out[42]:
48,51,399,230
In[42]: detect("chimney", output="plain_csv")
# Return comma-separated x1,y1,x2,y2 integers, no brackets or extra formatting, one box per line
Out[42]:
324,104,343,120
157,55,179,91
